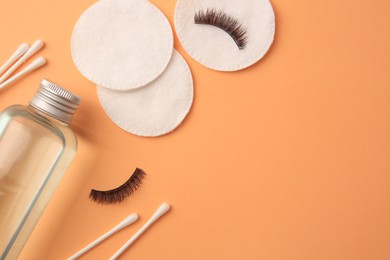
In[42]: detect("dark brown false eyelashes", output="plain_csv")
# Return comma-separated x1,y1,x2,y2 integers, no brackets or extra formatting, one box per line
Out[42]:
194,8,248,50
89,168,146,204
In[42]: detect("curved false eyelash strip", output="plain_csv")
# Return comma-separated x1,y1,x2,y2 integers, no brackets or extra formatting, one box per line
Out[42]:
194,8,248,50
89,168,146,204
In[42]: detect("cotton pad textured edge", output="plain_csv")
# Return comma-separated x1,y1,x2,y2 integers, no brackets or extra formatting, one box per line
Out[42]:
71,0,173,90
97,50,194,137
174,0,275,71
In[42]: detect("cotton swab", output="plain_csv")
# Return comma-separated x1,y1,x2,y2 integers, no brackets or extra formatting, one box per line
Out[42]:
110,203,171,260
0,43,29,76
67,213,138,260
0,57,47,90
0,39,44,84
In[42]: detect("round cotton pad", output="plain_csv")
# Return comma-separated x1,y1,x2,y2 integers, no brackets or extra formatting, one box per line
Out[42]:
71,0,173,90
97,50,194,137
174,0,275,71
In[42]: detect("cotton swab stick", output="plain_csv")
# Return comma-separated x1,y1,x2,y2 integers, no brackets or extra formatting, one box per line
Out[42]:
0,39,44,84
0,57,47,90
67,213,138,260
0,43,29,76
110,203,171,260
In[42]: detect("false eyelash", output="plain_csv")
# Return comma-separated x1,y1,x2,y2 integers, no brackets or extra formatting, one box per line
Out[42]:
89,168,146,204
194,8,248,50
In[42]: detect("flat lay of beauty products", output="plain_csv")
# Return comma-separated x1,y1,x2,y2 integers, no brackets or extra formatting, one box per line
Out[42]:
2,0,390,259
2,0,275,258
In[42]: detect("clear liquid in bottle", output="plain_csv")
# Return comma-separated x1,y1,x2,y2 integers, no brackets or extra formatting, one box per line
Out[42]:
0,79,81,259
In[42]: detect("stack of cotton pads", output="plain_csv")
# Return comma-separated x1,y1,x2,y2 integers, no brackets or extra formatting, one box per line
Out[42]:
71,0,194,137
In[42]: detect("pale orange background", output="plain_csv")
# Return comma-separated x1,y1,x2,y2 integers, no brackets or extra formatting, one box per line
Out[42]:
1,0,390,259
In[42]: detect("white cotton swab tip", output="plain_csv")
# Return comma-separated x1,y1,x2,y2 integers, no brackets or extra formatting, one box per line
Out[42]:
0,39,45,84
115,213,139,230
21,40,44,62
0,43,29,76
110,203,171,260
67,213,138,260
0,57,47,90
150,202,170,221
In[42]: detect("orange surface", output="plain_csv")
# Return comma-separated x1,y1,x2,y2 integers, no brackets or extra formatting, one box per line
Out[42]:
1,0,390,259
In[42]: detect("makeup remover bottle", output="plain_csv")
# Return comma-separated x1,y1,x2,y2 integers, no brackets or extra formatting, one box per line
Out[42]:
0,79,81,259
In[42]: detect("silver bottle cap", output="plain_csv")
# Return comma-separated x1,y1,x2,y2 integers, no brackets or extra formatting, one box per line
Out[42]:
29,79,81,124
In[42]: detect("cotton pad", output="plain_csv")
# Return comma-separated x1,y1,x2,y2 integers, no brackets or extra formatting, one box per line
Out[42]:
174,0,275,71
71,0,173,90
97,50,194,137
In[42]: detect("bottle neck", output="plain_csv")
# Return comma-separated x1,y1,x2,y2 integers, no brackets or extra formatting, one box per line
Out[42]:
29,79,81,124
27,105,70,126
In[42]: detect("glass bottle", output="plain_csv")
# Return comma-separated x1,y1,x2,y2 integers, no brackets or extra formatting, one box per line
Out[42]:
0,79,81,259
